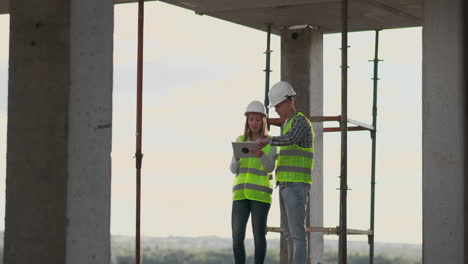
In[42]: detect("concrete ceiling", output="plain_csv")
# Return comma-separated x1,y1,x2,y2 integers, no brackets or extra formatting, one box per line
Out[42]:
1,0,422,34
0,0,7,15
117,0,422,34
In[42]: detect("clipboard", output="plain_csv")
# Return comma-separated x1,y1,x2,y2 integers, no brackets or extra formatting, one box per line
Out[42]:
232,142,259,159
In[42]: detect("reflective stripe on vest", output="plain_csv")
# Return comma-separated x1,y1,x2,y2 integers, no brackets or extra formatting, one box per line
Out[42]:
276,112,314,184
233,135,273,203
279,149,314,159
233,183,273,194
276,165,312,175
238,167,268,177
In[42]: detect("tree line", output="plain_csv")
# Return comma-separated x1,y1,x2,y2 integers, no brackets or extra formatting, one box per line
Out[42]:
112,249,421,264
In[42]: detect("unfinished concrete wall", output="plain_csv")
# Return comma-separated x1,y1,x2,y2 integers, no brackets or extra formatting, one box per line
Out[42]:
423,0,465,263
281,27,324,264
4,0,113,263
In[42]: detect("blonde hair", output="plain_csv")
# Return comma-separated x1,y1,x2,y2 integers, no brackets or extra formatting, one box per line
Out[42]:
243,114,269,141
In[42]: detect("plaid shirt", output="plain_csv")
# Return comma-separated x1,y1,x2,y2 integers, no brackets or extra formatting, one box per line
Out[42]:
268,112,313,148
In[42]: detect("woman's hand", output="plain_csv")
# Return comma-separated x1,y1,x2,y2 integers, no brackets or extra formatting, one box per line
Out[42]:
250,148,264,157
257,138,269,149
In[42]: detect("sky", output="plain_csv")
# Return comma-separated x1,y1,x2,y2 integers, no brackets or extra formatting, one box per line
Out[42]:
0,2,422,244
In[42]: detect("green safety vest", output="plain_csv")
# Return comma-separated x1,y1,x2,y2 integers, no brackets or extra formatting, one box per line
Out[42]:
276,112,315,183
232,135,273,204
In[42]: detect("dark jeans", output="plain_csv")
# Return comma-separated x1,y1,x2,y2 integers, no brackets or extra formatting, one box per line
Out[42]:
232,199,271,264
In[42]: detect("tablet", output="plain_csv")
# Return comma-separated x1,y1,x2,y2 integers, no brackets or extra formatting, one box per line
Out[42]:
232,142,259,159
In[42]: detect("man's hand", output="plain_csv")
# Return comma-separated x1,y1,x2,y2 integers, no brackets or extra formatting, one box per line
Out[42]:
257,138,269,149
250,148,264,157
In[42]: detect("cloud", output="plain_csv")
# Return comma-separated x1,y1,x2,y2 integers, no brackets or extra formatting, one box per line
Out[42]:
0,15,8,62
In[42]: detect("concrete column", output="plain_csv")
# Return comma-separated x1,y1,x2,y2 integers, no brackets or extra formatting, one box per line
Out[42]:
5,0,113,263
281,27,324,264
423,0,466,263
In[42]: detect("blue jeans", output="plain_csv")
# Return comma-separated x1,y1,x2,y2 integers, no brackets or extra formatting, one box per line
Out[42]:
279,182,310,264
232,199,271,264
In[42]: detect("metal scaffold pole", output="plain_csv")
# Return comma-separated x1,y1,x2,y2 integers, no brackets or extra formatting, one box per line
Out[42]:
264,24,272,114
135,0,144,263
369,29,381,264
339,0,349,263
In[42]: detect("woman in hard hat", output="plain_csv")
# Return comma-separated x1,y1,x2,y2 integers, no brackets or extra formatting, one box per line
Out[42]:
230,100,277,264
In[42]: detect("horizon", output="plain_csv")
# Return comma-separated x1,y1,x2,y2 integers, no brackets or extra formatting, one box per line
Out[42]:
0,230,423,246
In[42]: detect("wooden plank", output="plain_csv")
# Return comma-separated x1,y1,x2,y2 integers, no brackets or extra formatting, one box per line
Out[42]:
267,226,372,235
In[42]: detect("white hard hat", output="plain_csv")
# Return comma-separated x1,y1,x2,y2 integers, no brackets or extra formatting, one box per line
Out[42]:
268,81,296,108
244,100,267,116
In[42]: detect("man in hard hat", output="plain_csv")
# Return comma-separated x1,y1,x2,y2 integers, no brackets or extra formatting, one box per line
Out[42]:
258,81,315,264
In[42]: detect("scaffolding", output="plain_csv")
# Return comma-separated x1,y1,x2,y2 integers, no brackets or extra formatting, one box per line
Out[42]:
132,0,382,263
